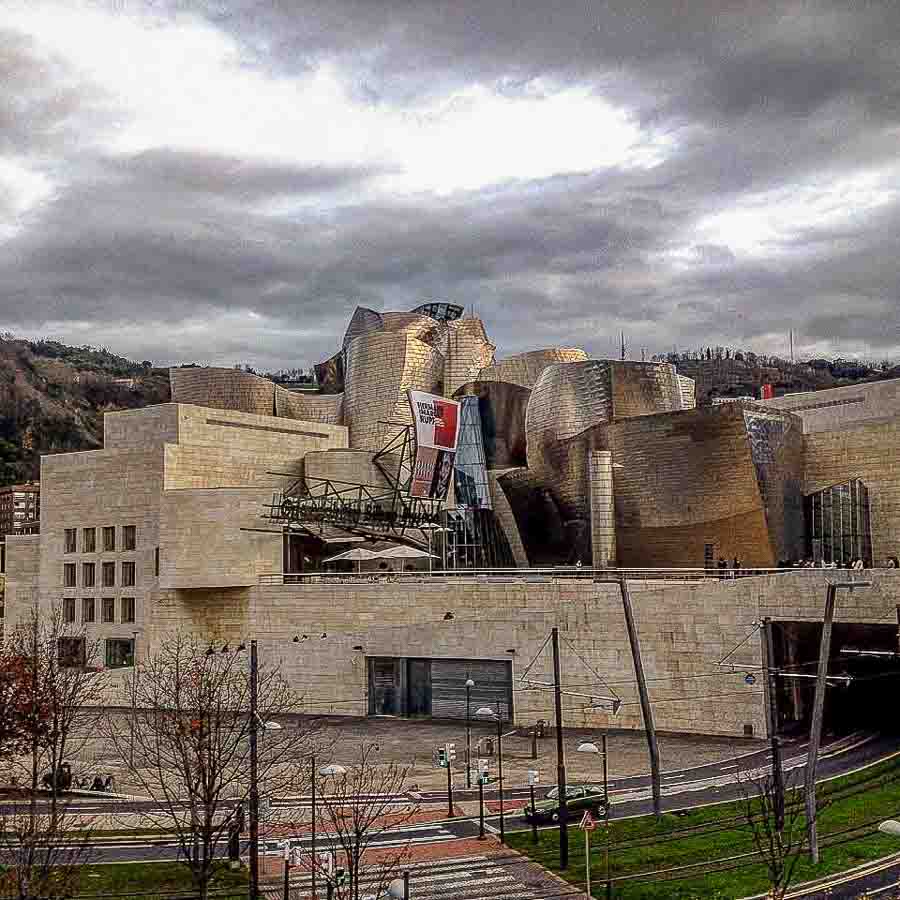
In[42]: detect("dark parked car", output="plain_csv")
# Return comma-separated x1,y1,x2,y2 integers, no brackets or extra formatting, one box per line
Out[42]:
524,783,607,823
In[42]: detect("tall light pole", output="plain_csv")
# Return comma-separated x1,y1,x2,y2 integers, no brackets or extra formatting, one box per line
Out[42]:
310,755,316,900
320,764,348,898
465,677,475,788
578,737,611,900
476,705,505,844
551,627,570,867
249,639,259,900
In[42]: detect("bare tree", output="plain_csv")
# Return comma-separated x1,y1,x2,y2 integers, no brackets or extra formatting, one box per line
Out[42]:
738,765,808,900
0,606,107,900
103,633,320,900
302,742,420,900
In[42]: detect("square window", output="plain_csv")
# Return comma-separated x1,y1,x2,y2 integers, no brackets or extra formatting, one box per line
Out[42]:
63,597,76,624
102,597,115,624
102,526,116,552
63,563,77,588
121,597,135,624
121,561,135,587
82,597,95,624
105,638,134,669
64,529,77,553
82,562,96,588
58,637,86,667
123,525,136,551
102,561,116,588
83,528,96,553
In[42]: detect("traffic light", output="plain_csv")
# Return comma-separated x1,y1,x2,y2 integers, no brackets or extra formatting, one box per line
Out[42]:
437,747,447,768
334,867,348,886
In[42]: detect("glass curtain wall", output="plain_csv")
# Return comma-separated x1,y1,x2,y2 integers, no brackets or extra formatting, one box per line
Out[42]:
805,479,873,566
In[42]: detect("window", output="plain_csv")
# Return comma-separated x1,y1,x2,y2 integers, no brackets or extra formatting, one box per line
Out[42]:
121,597,135,624
121,561,135,587
123,525,136,551
83,527,96,553
82,597,95,624
102,561,116,588
82,562,96,588
102,597,115,624
105,638,134,669
58,637,86,668
63,597,76,624
64,529,77,553
102,526,115,552
63,563,76,588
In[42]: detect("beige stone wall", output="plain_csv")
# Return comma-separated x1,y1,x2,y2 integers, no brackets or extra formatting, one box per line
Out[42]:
765,378,900,434
104,404,180,450
802,419,900,562
121,570,900,736
159,488,282,590
3,534,41,629
35,445,165,660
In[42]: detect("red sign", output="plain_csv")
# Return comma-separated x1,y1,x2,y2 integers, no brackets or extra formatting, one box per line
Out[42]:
579,811,596,831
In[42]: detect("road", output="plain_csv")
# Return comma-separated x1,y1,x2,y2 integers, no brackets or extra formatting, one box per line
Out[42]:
15,729,895,870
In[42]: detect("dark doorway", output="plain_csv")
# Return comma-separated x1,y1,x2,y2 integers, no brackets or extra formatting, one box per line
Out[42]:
406,659,432,717
368,658,400,716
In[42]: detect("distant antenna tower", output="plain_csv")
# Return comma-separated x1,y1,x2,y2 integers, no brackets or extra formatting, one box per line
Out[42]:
620,331,626,361
790,328,794,363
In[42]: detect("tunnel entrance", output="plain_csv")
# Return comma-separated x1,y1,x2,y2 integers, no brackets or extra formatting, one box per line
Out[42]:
772,620,900,736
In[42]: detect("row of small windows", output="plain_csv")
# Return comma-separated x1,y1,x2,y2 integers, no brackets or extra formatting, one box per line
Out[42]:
58,636,134,669
64,526,136,554
63,561,135,588
63,596,135,625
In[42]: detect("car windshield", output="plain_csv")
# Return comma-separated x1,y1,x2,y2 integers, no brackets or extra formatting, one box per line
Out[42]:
546,787,584,800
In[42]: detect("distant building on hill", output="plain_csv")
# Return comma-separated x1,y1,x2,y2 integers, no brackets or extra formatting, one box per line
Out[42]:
0,481,40,539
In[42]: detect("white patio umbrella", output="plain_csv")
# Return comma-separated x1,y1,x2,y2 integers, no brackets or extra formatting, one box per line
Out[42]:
322,547,381,574
376,545,439,559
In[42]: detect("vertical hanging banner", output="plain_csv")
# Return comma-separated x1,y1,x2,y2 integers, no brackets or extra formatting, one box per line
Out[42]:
408,390,460,499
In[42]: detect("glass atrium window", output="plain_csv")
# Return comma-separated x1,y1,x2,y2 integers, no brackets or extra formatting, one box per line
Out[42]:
805,479,873,566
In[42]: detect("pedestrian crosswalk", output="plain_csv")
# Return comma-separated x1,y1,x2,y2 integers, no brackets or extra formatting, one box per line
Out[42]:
269,853,552,899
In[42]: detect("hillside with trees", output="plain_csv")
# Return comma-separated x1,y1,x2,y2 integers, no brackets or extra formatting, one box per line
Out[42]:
654,346,899,405
0,335,169,486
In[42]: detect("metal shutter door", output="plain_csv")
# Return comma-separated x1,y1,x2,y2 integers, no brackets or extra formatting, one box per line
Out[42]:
429,659,513,721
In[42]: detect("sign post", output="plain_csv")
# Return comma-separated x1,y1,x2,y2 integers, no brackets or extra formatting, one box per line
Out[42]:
528,770,540,843
580,810,596,896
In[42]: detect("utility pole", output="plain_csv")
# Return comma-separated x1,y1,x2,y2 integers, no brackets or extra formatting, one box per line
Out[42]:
762,617,785,830
618,578,662,817
311,754,317,900
804,581,870,861
249,639,260,900
805,585,836,864
551,627,570,868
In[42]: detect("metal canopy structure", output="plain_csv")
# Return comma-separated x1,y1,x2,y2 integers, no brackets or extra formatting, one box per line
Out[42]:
263,423,446,542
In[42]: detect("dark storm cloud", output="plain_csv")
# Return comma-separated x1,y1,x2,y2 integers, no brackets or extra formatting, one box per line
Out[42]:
1,0,899,367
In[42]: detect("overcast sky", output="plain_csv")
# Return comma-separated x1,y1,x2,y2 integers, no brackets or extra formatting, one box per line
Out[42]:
2,0,899,370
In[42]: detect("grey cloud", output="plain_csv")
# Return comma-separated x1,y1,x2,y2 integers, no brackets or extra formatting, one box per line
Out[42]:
1,1,900,367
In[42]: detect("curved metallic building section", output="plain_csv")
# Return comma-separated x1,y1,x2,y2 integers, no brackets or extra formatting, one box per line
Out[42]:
477,348,588,390
455,381,530,469
343,331,444,451
343,306,384,350
169,367,275,416
444,317,496,398
274,388,344,425
607,403,802,567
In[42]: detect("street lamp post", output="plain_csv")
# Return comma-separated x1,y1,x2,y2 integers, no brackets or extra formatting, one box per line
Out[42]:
465,677,475,788
578,736,612,900
310,755,316,900
130,629,139,769
319,764,348,898
476,705,505,844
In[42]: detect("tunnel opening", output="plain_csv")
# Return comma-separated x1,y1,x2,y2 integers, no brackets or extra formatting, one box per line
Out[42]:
772,620,900,737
